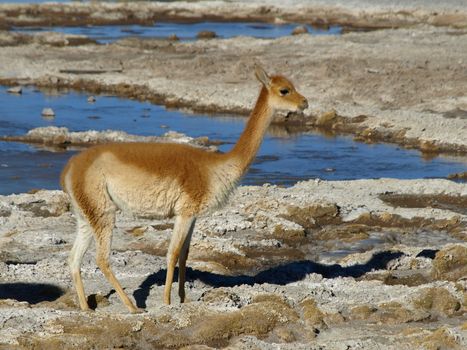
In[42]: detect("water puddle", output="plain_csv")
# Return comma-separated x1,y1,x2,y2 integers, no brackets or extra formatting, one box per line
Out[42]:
1,86,466,195
318,229,463,263
13,22,341,43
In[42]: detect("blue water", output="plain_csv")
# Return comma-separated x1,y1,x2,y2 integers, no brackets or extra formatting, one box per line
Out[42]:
0,86,466,195
14,21,341,44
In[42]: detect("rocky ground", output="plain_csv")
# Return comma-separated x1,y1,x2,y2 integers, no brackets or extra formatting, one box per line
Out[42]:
0,1,466,349
0,126,217,151
0,179,466,349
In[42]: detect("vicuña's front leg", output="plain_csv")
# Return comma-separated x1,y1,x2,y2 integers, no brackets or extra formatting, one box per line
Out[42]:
178,218,196,303
164,215,195,305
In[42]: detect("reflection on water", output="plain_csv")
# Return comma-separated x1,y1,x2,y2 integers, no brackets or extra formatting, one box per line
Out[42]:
0,86,466,195
14,22,341,43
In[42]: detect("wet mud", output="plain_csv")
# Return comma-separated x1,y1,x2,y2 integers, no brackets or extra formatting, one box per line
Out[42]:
380,193,467,216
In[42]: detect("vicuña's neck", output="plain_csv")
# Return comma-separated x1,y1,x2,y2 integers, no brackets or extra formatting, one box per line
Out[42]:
228,86,273,173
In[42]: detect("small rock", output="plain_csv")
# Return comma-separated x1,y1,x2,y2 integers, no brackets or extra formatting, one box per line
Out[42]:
275,326,296,342
195,136,209,145
164,130,188,139
51,236,67,245
420,140,439,153
274,17,287,25
300,298,326,328
197,30,217,39
350,305,377,320
291,25,309,35
413,287,461,316
41,108,55,118
167,34,179,41
416,326,464,349
126,226,147,237
447,171,467,180
7,86,22,94
316,110,338,126
87,96,96,103
432,244,467,281
200,289,242,308
373,301,417,324
132,321,144,332
0,205,11,217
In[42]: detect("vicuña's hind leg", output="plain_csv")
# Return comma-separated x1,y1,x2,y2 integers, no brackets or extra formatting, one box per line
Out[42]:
69,216,93,311
178,218,196,303
93,209,140,313
73,176,140,313
164,215,195,305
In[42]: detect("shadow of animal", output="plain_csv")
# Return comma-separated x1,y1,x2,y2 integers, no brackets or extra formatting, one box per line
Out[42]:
0,282,64,304
134,250,403,308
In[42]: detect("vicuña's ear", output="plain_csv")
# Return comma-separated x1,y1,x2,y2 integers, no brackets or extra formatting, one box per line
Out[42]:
254,65,271,87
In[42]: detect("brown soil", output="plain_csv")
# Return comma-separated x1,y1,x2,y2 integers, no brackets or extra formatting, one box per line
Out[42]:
432,245,467,281
448,171,467,181
379,193,467,216
16,298,303,349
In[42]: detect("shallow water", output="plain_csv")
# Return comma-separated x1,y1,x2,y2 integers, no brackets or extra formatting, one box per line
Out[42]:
1,86,466,195
14,21,341,43
318,229,463,263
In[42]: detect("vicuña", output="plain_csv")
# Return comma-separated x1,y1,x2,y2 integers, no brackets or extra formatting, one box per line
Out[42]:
61,65,308,313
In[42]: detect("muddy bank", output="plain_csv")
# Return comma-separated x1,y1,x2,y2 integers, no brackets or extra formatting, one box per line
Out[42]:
0,23,466,155
0,0,466,29
0,178,466,349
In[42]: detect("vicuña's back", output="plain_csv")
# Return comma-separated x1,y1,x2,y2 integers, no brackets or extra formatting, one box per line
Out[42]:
62,65,308,313
62,143,232,220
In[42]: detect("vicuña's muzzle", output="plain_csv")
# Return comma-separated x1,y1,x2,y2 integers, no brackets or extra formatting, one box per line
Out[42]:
299,98,309,111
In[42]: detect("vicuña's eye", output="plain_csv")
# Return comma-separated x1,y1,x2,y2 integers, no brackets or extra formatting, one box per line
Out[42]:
279,88,290,96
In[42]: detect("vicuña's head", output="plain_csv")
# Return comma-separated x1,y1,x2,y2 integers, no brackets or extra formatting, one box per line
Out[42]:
255,65,308,112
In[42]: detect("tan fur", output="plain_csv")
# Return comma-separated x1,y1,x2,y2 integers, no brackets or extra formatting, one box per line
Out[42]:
62,65,307,312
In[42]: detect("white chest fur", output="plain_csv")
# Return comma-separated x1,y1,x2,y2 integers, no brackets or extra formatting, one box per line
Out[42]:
205,160,242,212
